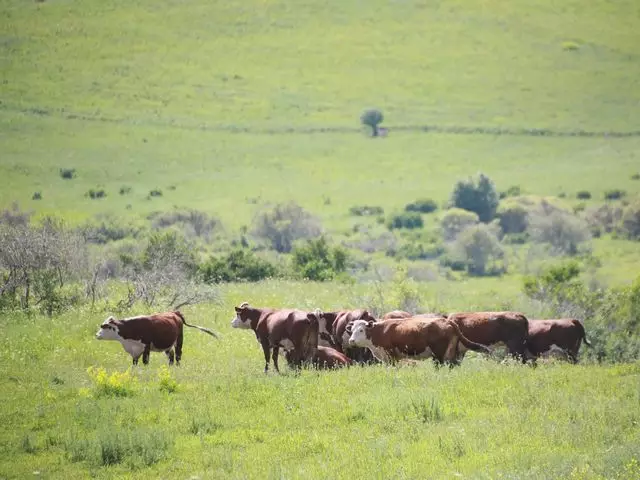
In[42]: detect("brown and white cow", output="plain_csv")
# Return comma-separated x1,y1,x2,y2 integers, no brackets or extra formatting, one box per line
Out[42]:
316,309,378,363
285,345,352,369
447,311,529,362
526,319,592,363
95,311,218,365
231,302,318,373
346,316,491,366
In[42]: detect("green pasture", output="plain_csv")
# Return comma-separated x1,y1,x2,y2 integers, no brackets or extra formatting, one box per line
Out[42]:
1,284,639,480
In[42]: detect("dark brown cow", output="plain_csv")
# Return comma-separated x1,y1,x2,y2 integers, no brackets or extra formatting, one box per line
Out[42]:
231,302,318,373
346,317,491,366
447,311,529,362
526,319,592,363
95,311,218,365
317,309,377,363
285,345,352,369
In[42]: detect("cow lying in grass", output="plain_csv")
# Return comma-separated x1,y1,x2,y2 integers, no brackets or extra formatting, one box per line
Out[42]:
95,311,218,366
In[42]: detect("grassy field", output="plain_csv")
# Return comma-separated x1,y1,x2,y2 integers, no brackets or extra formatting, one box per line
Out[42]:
1,285,639,480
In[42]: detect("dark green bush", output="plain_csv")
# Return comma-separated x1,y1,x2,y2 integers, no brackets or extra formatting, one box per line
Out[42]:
349,205,384,216
200,249,277,283
631,173,640,180
405,198,438,214
499,185,522,199
604,189,626,200
360,109,384,137
86,189,106,199
387,212,424,230
59,168,76,180
576,191,592,200
291,237,348,281
620,200,640,240
32,192,42,200
394,242,445,261
497,201,528,234
149,189,163,198
450,173,499,222
119,186,132,195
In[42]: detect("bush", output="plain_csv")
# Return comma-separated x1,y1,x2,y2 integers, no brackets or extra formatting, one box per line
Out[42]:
440,208,479,241
199,249,277,283
394,242,445,261
631,173,640,180
449,173,499,222
119,186,132,195
498,185,522,199
360,108,384,137
148,209,222,242
32,192,42,200
86,188,106,199
604,189,626,201
451,224,505,276
576,190,592,200
405,198,438,214
583,203,623,236
349,205,384,216
80,214,143,244
291,237,348,281
528,203,591,255
149,189,163,198
620,200,640,240
251,202,322,253
387,212,423,230
59,168,76,180
497,201,529,234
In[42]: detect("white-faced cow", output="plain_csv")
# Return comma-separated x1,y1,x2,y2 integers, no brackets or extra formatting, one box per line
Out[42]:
347,316,491,366
95,311,218,365
231,302,318,373
316,309,378,363
446,311,530,362
526,319,592,363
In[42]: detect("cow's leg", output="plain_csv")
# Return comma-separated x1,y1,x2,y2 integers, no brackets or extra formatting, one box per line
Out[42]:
132,355,140,366
175,331,184,366
507,340,526,364
166,349,175,366
261,340,271,373
272,346,281,373
444,337,460,368
142,344,151,365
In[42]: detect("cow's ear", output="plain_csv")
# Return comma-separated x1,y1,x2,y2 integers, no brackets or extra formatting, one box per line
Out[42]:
345,324,353,334
307,312,317,321
314,308,323,318
366,320,375,328
107,316,116,323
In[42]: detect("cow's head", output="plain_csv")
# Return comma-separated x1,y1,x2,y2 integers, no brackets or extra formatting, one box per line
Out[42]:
231,302,252,329
347,319,375,347
95,316,121,341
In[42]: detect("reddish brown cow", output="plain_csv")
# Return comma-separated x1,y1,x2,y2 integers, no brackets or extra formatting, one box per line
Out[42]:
383,311,448,320
285,345,352,369
447,311,529,362
526,319,592,363
95,311,218,365
317,309,377,363
231,302,318,373
346,316,491,366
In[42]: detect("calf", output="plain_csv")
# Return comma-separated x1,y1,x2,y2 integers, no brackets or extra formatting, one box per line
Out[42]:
317,309,377,363
526,319,592,363
347,317,491,366
231,302,318,373
447,311,530,362
285,345,352,369
95,311,218,365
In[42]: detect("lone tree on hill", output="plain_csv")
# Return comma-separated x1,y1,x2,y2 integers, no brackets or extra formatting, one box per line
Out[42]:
360,109,384,137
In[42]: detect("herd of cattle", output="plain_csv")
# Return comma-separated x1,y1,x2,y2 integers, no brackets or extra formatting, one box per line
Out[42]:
95,302,592,371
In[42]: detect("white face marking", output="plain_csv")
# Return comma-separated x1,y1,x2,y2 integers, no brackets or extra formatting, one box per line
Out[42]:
231,313,251,329
348,320,372,348
278,339,295,351
95,321,120,341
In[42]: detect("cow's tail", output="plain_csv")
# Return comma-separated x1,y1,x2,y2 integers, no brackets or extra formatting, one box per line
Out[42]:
448,320,491,354
574,319,592,347
175,311,220,339
301,316,319,363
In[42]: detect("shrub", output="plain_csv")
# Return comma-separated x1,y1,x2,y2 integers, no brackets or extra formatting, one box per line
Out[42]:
576,190,592,200
631,173,640,180
80,214,143,244
604,189,626,201
528,204,591,255
158,366,179,393
583,203,624,236
32,192,42,200
440,208,479,241
86,367,136,398
251,202,322,253
451,224,505,276
119,186,132,195
394,242,445,261
149,209,222,242
349,205,384,216
573,203,587,214
360,108,384,137
199,249,277,283
291,237,348,281
387,212,423,230
405,198,438,214
499,185,522,199
497,201,528,234
59,168,76,179
149,189,163,197
620,200,640,240
86,188,106,199
449,173,499,222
